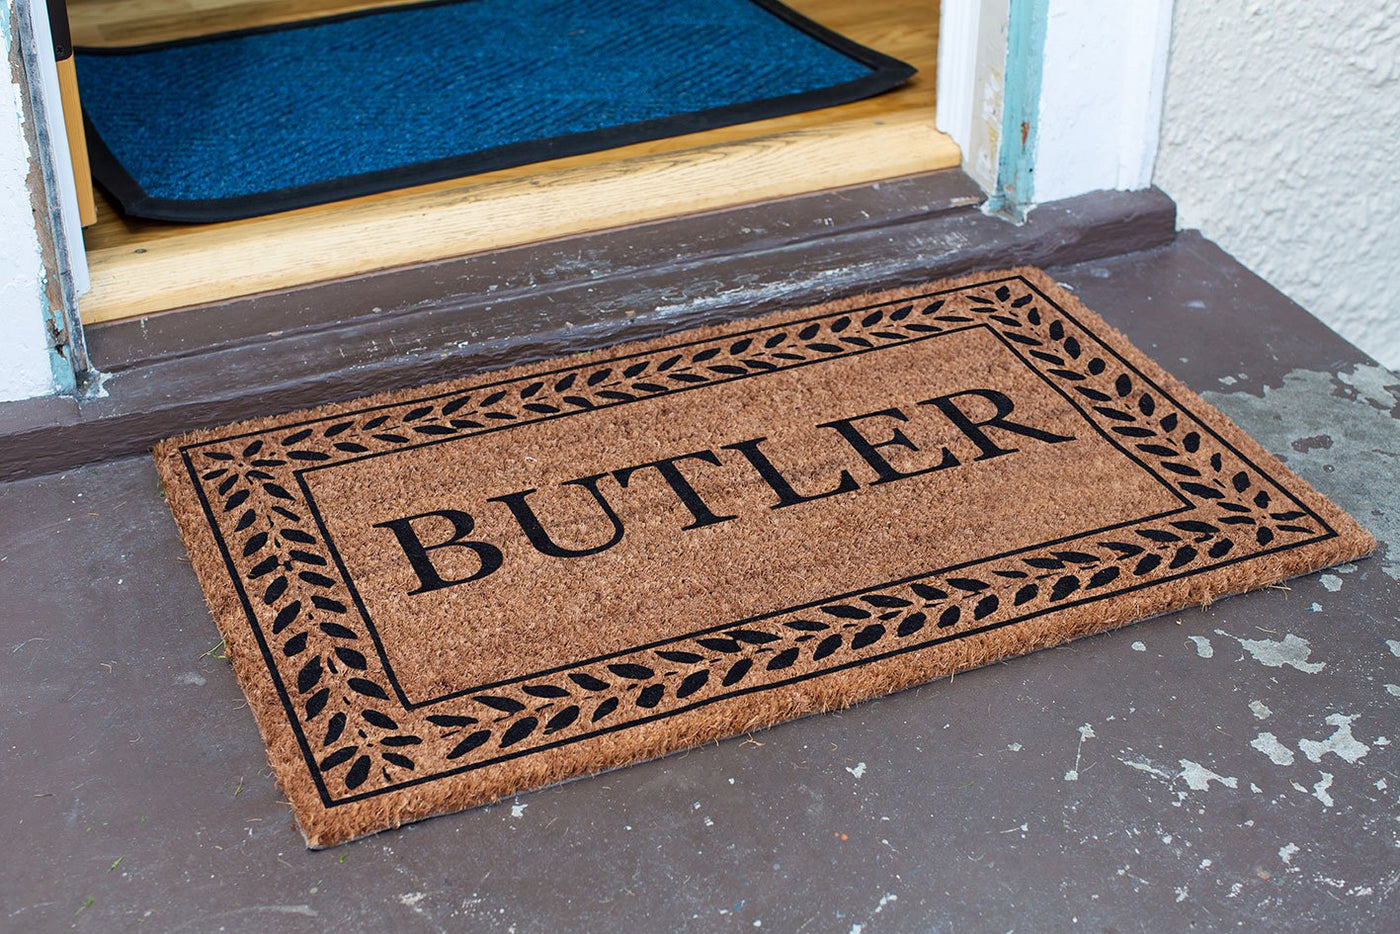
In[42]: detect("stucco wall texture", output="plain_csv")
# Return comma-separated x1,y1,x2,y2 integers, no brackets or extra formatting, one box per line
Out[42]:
1154,1,1400,371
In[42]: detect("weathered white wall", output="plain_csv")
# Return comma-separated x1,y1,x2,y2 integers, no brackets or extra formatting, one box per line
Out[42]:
0,0,56,402
1155,1,1400,370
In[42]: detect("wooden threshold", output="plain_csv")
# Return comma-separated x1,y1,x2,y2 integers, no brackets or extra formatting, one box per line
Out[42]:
72,0,956,324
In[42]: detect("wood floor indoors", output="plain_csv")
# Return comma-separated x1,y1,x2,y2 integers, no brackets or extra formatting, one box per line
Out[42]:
68,0,955,323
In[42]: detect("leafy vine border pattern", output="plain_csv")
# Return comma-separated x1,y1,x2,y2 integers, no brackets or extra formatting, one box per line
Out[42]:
178,275,1337,806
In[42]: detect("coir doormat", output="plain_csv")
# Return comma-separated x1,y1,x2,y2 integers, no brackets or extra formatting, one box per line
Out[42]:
76,0,913,222
155,268,1374,846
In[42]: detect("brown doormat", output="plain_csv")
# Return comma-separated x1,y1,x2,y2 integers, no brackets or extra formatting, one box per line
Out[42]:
155,267,1374,847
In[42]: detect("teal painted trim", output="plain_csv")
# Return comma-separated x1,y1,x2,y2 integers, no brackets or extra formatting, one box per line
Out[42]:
41,288,79,395
985,0,1048,222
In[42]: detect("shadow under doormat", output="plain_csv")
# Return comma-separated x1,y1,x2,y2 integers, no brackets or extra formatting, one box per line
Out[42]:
76,0,913,222
155,268,1375,846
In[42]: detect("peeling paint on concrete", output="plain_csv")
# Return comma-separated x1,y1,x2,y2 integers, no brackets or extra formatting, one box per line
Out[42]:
1319,574,1343,593
1298,714,1370,765
1187,635,1213,658
1177,759,1237,792
1216,630,1325,674
1202,363,1400,580
1249,700,1272,720
1312,773,1335,807
1250,733,1295,766
1064,723,1094,781
1279,843,1299,865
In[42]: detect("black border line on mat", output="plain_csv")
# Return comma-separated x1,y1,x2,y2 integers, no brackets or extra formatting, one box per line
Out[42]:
76,0,917,223
176,276,1341,808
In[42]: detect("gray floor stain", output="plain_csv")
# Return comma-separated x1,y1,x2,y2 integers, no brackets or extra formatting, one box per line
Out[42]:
1202,361,1400,580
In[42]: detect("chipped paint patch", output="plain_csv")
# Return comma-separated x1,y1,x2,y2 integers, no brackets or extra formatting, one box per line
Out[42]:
509,801,528,819
1187,635,1214,658
1312,772,1335,807
1386,639,1400,657
1216,629,1325,673
1319,573,1343,592
1131,641,1146,652
1249,700,1272,719
1119,755,1173,781
1064,723,1094,781
1250,732,1295,766
1298,713,1370,764
1178,759,1237,791
846,762,867,780
1279,843,1299,865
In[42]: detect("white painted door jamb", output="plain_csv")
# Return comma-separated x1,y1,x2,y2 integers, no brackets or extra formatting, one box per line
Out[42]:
11,0,91,391
937,0,1174,220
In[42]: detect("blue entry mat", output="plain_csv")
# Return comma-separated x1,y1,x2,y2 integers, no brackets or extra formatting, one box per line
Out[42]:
75,0,914,223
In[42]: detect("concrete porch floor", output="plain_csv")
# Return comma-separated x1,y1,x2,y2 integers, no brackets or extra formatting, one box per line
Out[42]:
2,232,1398,932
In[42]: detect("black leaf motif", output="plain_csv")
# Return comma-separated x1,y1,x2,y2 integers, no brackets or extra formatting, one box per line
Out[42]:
446,731,491,759
262,576,288,604
248,555,279,578
319,621,357,639
911,582,949,601
1134,554,1162,575
1050,576,1080,601
334,647,367,670
362,710,397,729
522,684,571,698
1013,584,1039,605
863,594,913,608
319,746,357,771
656,650,705,663
937,605,961,628
304,688,329,719
282,632,307,656
476,695,526,713
569,672,611,691
813,634,843,659
850,625,885,650
948,577,989,592
348,678,389,700
783,619,829,632
345,755,371,789
697,637,742,653
381,735,421,747
637,684,665,708
727,629,780,644
676,670,710,698
592,698,620,722
973,594,1000,620
427,714,479,728
323,712,346,746
897,612,927,636
545,706,581,733
820,604,871,620
1087,566,1120,589
608,663,654,680
382,753,415,770
271,600,301,634
722,658,753,686
296,656,322,693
